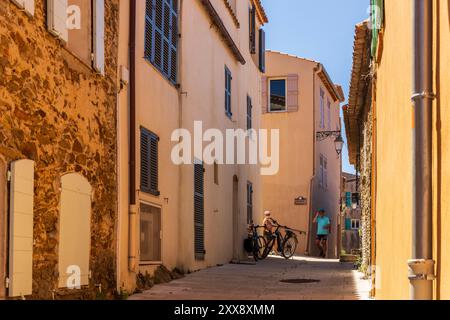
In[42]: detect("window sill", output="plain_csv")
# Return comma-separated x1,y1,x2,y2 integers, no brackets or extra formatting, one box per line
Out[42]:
143,57,179,89
139,261,162,266
141,189,161,197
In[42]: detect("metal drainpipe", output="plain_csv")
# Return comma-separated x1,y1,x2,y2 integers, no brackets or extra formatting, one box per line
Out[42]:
409,0,436,300
128,0,138,273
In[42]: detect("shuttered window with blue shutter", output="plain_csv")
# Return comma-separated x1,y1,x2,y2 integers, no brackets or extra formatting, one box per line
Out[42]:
194,160,205,260
141,127,160,196
145,0,178,84
225,66,232,118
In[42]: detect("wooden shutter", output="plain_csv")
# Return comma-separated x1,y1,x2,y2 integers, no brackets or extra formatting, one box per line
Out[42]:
58,174,92,288
93,0,105,75
324,158,328,190
8,159,34,297
194,161,205,260
140,128,160,196
11,0,35,16
247,182,253,224
261,76,268,114
147,0,178,83
47,0,69,42
249,5,256,54
247,95,252,130
259,28,266,73
225,67,232,117
287,74,299,112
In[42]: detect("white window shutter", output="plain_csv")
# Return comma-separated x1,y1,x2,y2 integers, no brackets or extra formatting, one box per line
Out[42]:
93,0,105,75
58,174,92,288
287,74,299,112
47,0,68,43
8,159,35,298
11,0,35,16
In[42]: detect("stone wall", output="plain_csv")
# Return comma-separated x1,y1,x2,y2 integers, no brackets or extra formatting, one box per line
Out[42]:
359,108,373,273
0,0,119,299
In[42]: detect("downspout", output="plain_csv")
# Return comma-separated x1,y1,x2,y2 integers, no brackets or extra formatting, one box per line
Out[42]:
306,64,320,255
409,0,435,300
128,0,138,273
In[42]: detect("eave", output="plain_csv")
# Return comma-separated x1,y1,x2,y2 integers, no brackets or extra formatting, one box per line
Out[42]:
344,20,372,166
252,0,269,25
200,0,246,65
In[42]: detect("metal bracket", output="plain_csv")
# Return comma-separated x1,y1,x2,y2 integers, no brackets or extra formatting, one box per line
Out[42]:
411,91,436,101
316,131,341,141
408,259,436,282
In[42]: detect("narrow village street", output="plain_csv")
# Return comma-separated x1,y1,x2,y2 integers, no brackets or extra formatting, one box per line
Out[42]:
129,257,371,300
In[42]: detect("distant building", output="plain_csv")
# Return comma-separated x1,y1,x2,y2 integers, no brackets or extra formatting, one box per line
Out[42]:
340,173,361,255
261,51,345,258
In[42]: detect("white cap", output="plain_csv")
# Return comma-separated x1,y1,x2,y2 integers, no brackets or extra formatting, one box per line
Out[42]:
264,211,271,216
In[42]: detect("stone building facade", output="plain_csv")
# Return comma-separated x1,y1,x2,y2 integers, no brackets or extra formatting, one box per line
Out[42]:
343,20,373,274
0,0,119,299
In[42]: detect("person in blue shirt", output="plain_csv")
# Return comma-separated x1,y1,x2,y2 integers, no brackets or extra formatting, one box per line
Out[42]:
313,209,331,258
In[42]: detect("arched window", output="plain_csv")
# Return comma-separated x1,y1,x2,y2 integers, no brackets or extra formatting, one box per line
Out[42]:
58,173,92,288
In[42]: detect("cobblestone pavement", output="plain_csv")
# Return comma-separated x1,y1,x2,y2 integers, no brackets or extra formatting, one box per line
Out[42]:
129,256,372,300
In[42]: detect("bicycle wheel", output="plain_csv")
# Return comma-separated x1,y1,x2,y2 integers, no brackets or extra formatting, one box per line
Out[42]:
282,236,298,259
253,236,266,261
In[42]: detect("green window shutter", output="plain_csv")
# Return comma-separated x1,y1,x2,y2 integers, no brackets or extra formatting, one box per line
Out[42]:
371,0,384,57
194,161,205,260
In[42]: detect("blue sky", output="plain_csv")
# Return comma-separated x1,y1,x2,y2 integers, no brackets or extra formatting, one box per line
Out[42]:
261,0,370,174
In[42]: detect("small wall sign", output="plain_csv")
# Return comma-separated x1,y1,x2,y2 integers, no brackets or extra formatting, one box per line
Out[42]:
295,197,307,206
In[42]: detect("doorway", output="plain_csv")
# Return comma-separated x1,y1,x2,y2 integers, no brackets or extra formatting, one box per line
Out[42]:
232,176,239,261
0,157,7,299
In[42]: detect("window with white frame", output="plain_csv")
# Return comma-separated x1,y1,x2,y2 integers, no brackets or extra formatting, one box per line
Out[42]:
320,88,325,128
47,0,105,74
269,78,287,112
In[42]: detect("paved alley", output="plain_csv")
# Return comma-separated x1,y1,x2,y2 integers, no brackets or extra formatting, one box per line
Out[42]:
129,256,371,300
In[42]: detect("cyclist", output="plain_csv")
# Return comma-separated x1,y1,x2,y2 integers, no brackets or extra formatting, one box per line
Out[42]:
313,209,331,258
262,211,280,252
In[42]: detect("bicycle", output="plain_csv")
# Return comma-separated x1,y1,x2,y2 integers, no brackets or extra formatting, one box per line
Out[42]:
245,224,267,261
261,221,304,260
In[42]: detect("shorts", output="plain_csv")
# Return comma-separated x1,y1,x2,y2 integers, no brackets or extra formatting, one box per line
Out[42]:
316,234,328,241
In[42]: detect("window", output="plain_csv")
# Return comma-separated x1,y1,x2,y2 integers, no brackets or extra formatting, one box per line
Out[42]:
140,203,161,262
247,95,253,130
320,88,325,128
194,160,205,260
319,154,327,190
249,5,256,54
225,66,232,118
141,127,160,196
47,0,105,73
247,182,253,224
259,28,266,73
10,0,35,16
327,99,331,130
351,219,361,230
8,159,35,297
269,78,287,112
352,193,360,206
145,0,178,84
